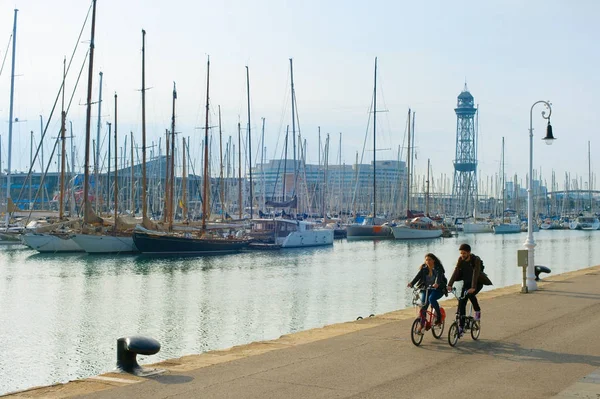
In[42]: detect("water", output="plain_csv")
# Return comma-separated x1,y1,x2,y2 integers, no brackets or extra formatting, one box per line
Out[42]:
1,230,599,395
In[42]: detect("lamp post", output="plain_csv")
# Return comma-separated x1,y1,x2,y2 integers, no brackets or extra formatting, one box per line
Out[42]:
523,100,555,293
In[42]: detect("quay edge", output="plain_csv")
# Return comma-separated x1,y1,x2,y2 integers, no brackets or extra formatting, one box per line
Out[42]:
2,264,600,398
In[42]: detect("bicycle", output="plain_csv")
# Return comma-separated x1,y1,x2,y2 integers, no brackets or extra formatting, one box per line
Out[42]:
410,286,446,346
447,287,481,347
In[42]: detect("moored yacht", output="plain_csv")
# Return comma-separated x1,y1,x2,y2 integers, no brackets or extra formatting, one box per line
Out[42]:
569,215,600,230
249,218,334,248
346,216,393,240
71,232,138,254
22,231,83,253
390,216,443,239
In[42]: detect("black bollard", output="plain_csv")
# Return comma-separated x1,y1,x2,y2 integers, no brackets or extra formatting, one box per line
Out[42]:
534,265,551,281
116,336,161,375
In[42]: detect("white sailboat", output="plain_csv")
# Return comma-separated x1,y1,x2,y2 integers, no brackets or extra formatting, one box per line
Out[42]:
569,216,600,231
71,91,138,254
391,216,443,239
249,218,333,248
462,219,493,234
347,57,393,240
19,12,84,253
492,138,520,235
391,116,441,240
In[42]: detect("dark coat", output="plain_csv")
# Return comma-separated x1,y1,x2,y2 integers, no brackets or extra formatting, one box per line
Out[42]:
448,253,483,290
410,264,447,293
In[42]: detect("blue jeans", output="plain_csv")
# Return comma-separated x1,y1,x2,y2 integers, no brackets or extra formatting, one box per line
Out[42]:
420,289,444,323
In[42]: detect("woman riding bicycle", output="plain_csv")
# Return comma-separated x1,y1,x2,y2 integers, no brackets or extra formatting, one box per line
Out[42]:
407,253,447,331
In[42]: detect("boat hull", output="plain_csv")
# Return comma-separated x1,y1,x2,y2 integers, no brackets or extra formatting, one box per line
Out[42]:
0,232,24,245
132,231,249,255
22,233,83,253
492,224,521,234
462,223,493,234
346,225,393,240
390,226,443,239
280,230,334,248
71,234,138,254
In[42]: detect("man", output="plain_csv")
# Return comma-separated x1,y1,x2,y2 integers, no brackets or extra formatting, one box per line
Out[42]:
447,243,483,334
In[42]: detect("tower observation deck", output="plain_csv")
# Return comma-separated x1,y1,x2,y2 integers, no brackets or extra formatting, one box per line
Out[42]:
451,84,478,216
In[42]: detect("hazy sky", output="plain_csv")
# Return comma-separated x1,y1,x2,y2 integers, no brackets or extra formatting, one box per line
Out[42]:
0,0,598,192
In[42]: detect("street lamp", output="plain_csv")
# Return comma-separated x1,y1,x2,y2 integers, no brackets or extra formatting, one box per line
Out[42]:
523,100,556,293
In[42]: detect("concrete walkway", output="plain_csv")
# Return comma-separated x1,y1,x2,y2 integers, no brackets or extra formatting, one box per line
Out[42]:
5,266,600,399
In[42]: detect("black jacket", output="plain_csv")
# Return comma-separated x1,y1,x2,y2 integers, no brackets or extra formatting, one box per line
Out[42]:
410,264,447,293
448,254,482,290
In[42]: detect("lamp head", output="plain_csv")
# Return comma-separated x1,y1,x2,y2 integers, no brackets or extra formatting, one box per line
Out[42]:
543,120,555,145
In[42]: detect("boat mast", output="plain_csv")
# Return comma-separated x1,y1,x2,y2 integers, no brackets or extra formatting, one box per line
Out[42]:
261,117,265,213
201,57,210,232
237,122,242,219
4,9,17,226
589,141,592,213
113,93,118,232
426,158,430,216
169,82,177,229
94,71,103,213
283,125,288,201
290,59,297,198
163,129,169,222
246,66,253,219
182,137,187,221
372,57,377,218
141,29,149,224
501,137,505,215
406,109,411,216
218,105,225,218
59,57,67,219
130,131,134,214
83,0,97,225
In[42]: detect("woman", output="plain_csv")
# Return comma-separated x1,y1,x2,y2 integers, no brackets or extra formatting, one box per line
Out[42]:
407,253,447,329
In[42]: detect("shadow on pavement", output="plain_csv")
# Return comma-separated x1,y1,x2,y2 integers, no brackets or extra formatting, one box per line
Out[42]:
149,374,194,385
446,340,600,367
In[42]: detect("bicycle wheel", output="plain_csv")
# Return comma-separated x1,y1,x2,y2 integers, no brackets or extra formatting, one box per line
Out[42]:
448,322,459,347
431,319,444,339
411,318,424,346
471,320,481,340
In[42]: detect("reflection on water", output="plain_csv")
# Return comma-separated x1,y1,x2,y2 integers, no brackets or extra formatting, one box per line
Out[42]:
1,230,599,394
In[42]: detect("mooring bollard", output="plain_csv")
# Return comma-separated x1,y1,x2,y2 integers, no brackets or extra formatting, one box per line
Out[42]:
116,336,162,375
534,265,551,281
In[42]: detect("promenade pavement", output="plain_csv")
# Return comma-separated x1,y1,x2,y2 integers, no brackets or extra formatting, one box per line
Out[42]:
5,265,600,399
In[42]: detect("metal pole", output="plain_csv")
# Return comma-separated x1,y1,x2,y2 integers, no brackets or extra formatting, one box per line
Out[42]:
524,100,552,292
5,9,17,226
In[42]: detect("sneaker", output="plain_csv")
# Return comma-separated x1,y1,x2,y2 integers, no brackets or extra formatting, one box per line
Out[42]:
474,311,481,321
458,327,464,337
434,318,443,326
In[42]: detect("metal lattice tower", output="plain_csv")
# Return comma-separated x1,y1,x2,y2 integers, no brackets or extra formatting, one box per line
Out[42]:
451,84,478,216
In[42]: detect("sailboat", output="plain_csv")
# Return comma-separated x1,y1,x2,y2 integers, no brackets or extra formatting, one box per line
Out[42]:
568,142,599,231
22,12,93,253
346,57,392,240
132,56,250,255
391,113,442,240
71,92,139,253
0,10,25,246
492,137,520,234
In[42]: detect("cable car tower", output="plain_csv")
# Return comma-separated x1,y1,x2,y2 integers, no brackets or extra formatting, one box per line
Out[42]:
451,84,478,216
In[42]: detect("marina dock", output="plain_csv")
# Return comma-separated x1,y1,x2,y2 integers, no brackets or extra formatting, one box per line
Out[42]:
5,265,600,398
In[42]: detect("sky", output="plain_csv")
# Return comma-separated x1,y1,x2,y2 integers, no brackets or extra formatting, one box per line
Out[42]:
0,0,599,194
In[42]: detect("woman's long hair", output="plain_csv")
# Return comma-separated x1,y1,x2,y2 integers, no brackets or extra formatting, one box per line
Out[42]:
425,253,445,274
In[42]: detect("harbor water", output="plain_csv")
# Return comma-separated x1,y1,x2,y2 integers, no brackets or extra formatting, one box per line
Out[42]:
1,229,599,395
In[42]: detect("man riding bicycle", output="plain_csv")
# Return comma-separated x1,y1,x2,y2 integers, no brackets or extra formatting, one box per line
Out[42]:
447,243,483,335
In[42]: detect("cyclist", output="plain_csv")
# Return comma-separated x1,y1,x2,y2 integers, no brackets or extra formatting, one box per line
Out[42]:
447,243,483,335
407,253,447,332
